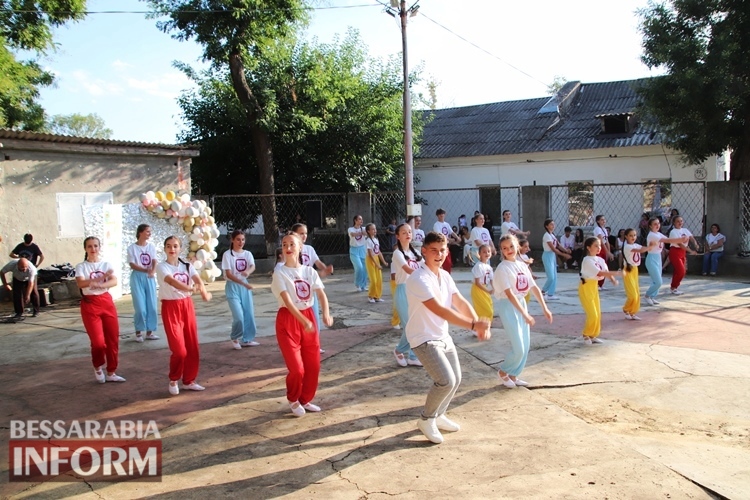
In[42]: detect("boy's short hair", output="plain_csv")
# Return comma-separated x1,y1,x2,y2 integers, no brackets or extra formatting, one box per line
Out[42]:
564,226,572,232
436,208,446,216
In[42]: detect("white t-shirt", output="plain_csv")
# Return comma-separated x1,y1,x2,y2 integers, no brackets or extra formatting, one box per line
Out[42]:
623,242,643,267
392,248,421,285
646,231,667,254
348,226,366,247
127,242,157,271
365,237,381,256
270,264,323,310
221,249,255,284
472,261,494,291
470,227,492,248
75,260,114,296
157,260,199,300
434,221,453,237
706,232,725,253
542,232,558,253
405,266,459,347
301,244,319,267
669,227,693,249
500,221,520,236
560,233,575,251
493,259,534,300
580,255,607,280
593,225,609,242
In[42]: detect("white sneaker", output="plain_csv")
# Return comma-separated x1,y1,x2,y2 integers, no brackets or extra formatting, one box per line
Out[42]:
134,334,144,343
393,349,408,367
671,288,683,295
630,314,642,321
545,295,560,301
513,378,529,387
407,357,423,367
591,337,603,344
169,383,179,395
183,382,205,391
241,341,260,347
624,313,632,320
652,297,661,304
232,340,242,350
368,298,376,303
393,325,401,330
105,374,126,382
436,414,460,432
290,401,306,417
375,298,385,303
498,372,516,388
583,337,593,345
417,418,444,444
94,365,105,384
645,297,655,306
303,402,321,412
145,332,159,340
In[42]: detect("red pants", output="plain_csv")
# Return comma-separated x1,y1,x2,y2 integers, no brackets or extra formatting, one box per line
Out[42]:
441,254,453,273
80,293,120,372
276,307,320,405
597,247,607,287
162,298,200,384
669,246,687,290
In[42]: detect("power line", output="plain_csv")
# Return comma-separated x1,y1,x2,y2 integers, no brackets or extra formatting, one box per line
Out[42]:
0,3,380,15
420,12,548,89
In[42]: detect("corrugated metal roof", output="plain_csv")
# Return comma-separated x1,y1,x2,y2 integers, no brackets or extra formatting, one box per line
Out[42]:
417,79,660,159
0,128,199,152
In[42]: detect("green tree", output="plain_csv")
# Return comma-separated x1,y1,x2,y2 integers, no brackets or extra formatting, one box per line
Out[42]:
148,0,307,253
638,0,750,180
0,1,86,130
46,112,113,138
546,75,567,96
178,31,419,230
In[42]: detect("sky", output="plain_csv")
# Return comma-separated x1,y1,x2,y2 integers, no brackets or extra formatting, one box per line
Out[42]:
32,0,662,144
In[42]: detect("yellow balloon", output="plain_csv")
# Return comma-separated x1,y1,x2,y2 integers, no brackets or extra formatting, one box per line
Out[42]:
166,191,176,201
155,191,165,201
189,241,200,252
161,199,170,209
188,251,196,260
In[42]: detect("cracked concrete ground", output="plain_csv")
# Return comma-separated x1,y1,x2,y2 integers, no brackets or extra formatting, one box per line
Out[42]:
0,267,748,499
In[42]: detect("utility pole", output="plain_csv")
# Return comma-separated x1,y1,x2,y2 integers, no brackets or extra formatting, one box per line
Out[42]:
386,0,420,216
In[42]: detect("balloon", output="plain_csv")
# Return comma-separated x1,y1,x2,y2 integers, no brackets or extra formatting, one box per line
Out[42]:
157,211,167,219
209,238,219,249
212,267,221,277
169,217,178,224
145,191,155,200
200,269,210,281
196,249,208,261
205,206,212,216
207,216,216,225
196,238,205,247
192,200,201,209
166,191,175,201
193,260,203,270
166,209,174,217
192,227,201,235
210,250,218,260
155,191,165,201
171,200,181,212
178,207,187,217
180,193,190,203
160,200,169,210
189,241,200,252
188,251,196,259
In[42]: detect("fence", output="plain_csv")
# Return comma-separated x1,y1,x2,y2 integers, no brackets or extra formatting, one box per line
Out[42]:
741,181,750,253
209,181,707,257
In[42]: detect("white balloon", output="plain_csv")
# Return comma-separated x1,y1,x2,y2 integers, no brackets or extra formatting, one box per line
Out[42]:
180,193,190,203
192,200,201,209
169,217,178,224
196,238,205,247
204,260,215,270
189,233,199,242
196,249,208,261
209,238,219,249
192,260,204,270
146,191,155,200
210,251,218,260
171,200,181,212
211,267,222,277
192,227,202,235
178,207,187,217
154,205,164,214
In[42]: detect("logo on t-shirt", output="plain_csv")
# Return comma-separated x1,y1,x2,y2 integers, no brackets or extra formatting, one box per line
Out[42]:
354,229,363,241
373,243,380,254
301,252,311,266
483,271,492,286
441,226,449,235
632,252,641,265
414,232,424,243
516,273,529,292
294,279,311,301
89,270,105,281
235,259,247,272
139,253,152,266
481,232,490,243
407,259,420,270
173,272,190,286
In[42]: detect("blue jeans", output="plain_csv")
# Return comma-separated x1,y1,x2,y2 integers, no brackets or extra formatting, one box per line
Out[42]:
226,280,257,342
702,251,723,275
395,284,416,360
541,251,557,295
130,271,157,332
349,245,368,289
645,252,662,298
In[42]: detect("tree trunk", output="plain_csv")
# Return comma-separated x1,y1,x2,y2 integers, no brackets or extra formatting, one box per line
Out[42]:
228,50,278,256
730,146,750,181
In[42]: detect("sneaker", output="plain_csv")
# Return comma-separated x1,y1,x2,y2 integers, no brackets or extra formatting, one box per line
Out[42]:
94,366,105,384
545,295,560,301
241,341,260,347
393,325,401,330
368,298,376,303
583,337,593,345
645,297,656,306
135,334,144,343
630,314,642,321
702,272,708,276
232,340,242,350
671,288,683,295
436,414,461,432
375,298,385,303
169,382,179,395
393,349,408,367
407,357,423,367
320,348,326,354
105,374,126,382
709,272,716,276
563,263,568,270
498,372,516,388
652,297,661,304
145,332,159,340
512,378,529,387
591,337,603,344
624,313,632,320
13,313,23,319
417,418,444,444
32,311,38,317
183,382,205,391
302,402,321,412
290,401,306,417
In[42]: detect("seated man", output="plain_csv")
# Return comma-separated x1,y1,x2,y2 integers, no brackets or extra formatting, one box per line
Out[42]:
1,258,39,318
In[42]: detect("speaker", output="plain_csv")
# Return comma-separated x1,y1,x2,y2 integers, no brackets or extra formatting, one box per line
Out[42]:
305,200,323,228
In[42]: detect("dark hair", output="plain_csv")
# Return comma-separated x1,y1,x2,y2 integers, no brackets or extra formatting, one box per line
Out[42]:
395,223,422,262
23,233,33,244
564,226,572,232
711,223,721,232
291,223,306,233
436,208,446,216
353,215,362,225
164,235,191,271
281,232,303,264
230,229,244,240
517,237,528,247
580,237,601,284
275,247,283,262
136,224,151,240
543,218,554,231
502,210,511,217
575,228,584,242
423,231,446,247
83,236,100,262
648,217,661,229
623,228,637,272
595,215,605,225
499,234,520,256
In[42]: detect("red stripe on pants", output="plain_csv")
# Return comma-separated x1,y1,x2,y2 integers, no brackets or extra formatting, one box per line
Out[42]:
80,293,120,372
276,307,320,405
669,246,687,290
162,298,200,384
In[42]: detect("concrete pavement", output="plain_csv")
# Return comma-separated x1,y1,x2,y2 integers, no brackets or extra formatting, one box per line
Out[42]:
1,265,748,499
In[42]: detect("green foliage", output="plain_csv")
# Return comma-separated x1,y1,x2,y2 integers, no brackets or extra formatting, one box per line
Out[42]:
46,112,113,138
0,1,86,130
638,0,750,179
546,75,568,96
179,30,421,197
